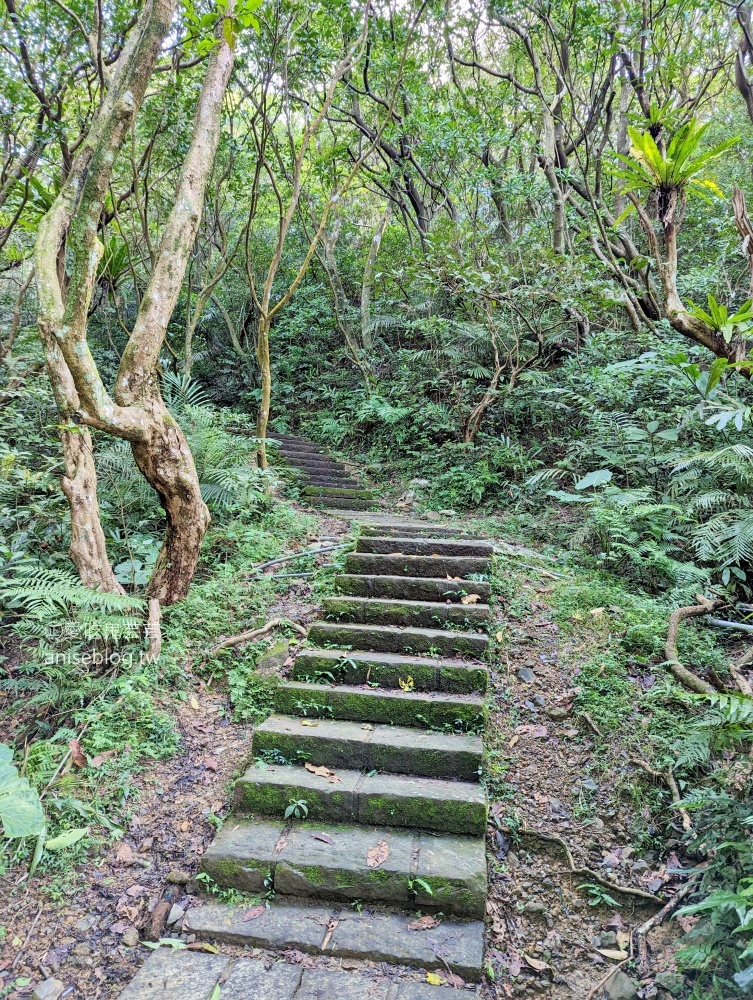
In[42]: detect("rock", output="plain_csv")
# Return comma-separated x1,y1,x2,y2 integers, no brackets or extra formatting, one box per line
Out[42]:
74,914,97,935
166,869,191,885
72,942,90,957
523,901,547,914
599,931,618,947
630,860,649,873
122,927,140,948
581,778,598,792
533,694,547,708
32,980,65,1000
605,970,639,1000
139,836,154,852
546,706,570,720
654,972,685,995
257,640,290,675
410,479,430,488
517,667,536,683
167,904,185,927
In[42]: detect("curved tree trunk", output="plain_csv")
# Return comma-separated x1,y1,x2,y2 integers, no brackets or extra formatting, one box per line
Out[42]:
255,316,272,469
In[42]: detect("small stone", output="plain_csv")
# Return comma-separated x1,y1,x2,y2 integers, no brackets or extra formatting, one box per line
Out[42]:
630,860,649,872
32,979,65,1000
139,836,154,852
533,695,547,708
167,904,185,927
546,706,570,720
410,479,430,488
589,818,605,831
75,915,97,936
654,972,685,995
605,970,639,1000
581,778,598,792
600,931,618,947
122,927,140,948
166,869,191,884
72,942,90,957
518,667,536,683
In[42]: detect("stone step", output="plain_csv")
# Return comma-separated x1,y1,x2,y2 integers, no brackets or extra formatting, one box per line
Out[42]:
120,948,473,998
277,443,326,454
286,457,346,470
300,479,362,489
235,762,487,834
336,574,491,603
314,498,374,510
307,621,489,657
344,552,489,578
185,900,484,981
200,819,486,918
274,681,485,731
303,486,373,499
322,595,490,629
252,715,483,780
293,648,488,694
359,524,458,537
357,536,493,557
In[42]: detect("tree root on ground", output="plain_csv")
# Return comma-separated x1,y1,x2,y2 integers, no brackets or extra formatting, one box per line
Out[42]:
631,758,692,831
210,617,307,656
635,866,705,975
665,596,722,695
519,828,662,902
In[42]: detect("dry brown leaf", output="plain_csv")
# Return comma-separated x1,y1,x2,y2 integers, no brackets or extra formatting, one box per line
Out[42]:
508,735,520,749
442,971,465,988
243,905,266,921
523,954,550,973
203,757,218,772
304,762,342,784
91,749,117,767
460,594,481,605
311,833,335,846
407,915,441,931
367,839,389,868
495,630,505,642
301,720,319,727
68,738,88,768
616,930,630,951
596,948,628,961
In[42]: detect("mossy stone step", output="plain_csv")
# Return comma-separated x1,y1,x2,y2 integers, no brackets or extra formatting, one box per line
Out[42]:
286,457,346,470
303,486,373,498
274,681,485,731
336,574,491,603
235,763,487,834
322,595,490,629
356,536,493,557
185,901,484,981
299,477,361,487
293,648,488,694
200,818,486,918
359,524,460,537
344,552,489,578
314,498,374,510
252,715,483,780
307,621,489,657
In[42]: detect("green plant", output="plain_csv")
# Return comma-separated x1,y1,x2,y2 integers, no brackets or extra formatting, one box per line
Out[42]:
577,882,621,908
284,798,308,820
0,743,45,840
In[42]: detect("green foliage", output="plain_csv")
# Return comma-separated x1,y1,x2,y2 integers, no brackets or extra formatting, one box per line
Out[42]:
0,744,45,839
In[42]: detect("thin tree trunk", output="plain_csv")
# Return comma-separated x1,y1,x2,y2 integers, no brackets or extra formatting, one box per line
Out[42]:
255,315,272,469
361,203,391,349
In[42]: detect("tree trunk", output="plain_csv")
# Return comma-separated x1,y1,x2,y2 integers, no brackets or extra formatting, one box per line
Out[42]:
361,204,391,349
255,316,272,469
130,401,210,603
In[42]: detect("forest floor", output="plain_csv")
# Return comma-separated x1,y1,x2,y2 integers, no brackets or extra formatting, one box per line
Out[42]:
0,502,694,1000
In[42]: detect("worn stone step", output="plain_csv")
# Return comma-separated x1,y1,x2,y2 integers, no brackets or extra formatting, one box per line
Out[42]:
200,819,486,918
235,763,487,834
274,681,485,731
359,524,459,537
314,497,374,510
286,456,346,469
252,715,483,780
345,552,489,578
119,949,473,999
293,648,488,694
357,536,493,557
307,621,489,657
303,486,373,499
185,901,484,981
297,473,361,485
336,574,491,603
322,595,490,629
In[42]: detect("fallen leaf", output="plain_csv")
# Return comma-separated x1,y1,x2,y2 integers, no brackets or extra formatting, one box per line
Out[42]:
367,839,389,868
426,972,444,985
509,958,522,977
442,971,465,987
243,905,266,921
91,749,117,767
495,630,505,642
616,930,630,951
189,696,199,710
589,607,605,618
407,915,441,931
203,758,218,772
187,942,219,953
596,948,628,961
115,842,133,865
283,656,294,667
68,738,88,768
304,762,342,783
301,720,319,727
460,594,481,604
399,676,414,691
523,955,550,972
361,723,374,730
508,735,519,748
311,834,335,846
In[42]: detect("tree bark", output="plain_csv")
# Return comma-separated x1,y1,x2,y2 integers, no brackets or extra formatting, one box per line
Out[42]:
361,203,391,349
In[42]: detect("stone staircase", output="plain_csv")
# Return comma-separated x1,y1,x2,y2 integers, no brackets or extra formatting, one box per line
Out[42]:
270,433,376,511
119,438,492,998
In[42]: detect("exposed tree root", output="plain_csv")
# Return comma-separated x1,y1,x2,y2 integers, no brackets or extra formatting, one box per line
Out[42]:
631,758,692,831
144,598,162,663
519,828,662,902
635,866,705,975
665,596,722,695
210,617,307,655
584,959,629,1000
